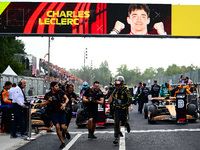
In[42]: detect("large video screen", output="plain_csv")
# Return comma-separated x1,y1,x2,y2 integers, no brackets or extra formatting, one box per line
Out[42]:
0,2,199,36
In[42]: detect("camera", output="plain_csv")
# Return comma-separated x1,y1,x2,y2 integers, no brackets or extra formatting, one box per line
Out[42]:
89,97,94,102
52,96,57,101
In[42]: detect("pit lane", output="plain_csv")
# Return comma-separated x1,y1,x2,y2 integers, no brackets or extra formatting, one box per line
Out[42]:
16,104,200,150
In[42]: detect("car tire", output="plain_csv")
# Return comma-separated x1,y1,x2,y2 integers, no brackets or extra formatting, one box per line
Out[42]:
76,108,86,121
73,103,81,112
148,105,157,117
187,104,197,116
148,105,157,124
148,119,156,124
188,119,196,123
144,103,151,119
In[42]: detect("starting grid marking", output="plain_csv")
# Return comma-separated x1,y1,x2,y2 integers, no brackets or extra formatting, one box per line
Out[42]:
44,128,200,150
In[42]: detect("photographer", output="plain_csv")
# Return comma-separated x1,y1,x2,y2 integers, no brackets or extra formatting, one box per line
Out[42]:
62,83,77,140
41,81,69,149
83,81,104,139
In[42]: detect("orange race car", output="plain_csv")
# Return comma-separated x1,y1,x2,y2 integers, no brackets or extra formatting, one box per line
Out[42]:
144,96,198,124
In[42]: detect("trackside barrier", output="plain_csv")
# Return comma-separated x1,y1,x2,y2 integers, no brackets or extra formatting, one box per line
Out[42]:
25,103,36,141
0,104,35,140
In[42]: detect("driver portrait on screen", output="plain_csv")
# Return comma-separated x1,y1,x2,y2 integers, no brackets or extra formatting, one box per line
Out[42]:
110,4,167,35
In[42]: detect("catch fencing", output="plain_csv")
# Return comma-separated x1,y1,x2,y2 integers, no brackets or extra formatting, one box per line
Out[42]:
0,74,82,96
142,69,200,87
0,74,47,96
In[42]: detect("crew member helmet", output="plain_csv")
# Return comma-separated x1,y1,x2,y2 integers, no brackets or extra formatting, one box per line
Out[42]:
114,76,125,87
83,82,88,89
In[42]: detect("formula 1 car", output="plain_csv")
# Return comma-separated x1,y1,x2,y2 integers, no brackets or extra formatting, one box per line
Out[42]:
144,96,198,124
29,96,45,127
75,100,114,128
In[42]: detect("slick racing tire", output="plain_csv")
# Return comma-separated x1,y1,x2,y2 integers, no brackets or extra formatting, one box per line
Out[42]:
144,103,151,119
73,103,81,112
76,108,87,128
148,105,157,124
76,108,87,121
148,105,157,117
187,104,197,116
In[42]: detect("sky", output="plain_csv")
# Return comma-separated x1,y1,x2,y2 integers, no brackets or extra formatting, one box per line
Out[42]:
17,36,200,75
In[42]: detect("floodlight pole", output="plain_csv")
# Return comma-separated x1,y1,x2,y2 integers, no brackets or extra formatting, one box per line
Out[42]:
48,37,50,83
84,48,87,80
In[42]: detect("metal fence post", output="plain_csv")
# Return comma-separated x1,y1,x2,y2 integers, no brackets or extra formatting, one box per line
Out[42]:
25,104,36,141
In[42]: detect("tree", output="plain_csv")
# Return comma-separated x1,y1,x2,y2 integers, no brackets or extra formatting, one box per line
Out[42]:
142,67,156,80
94,60,111,86
164,64,181,76
116,65,142,86
155,67,165,78
130,67,142,85
116,64,131,85
186,64,198,72
0,37,26,75
69,60,111,87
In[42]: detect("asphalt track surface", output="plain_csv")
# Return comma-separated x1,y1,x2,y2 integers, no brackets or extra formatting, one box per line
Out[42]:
17,104,200,150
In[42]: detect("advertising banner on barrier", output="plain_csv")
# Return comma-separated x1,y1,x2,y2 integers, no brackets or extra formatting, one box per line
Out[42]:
0,2,199,36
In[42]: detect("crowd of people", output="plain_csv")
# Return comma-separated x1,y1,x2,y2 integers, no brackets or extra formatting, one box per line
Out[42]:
39,58,83,85
1,80,29,138
132,75,198,114
0,73,198,148
0,76,133,148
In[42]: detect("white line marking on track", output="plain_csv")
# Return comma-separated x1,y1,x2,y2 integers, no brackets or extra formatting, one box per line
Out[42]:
44,128,200,149
130,128,200,133
46,128,200,135
119,127,125,150
63,133,82,150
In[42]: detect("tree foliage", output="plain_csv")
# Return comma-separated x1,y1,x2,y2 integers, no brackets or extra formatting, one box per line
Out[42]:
0,37,26,75
69,60,111,86
69,62,199,87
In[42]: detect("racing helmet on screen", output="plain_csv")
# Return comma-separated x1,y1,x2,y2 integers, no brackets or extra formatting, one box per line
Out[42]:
114,76,125,89
83,81,88,89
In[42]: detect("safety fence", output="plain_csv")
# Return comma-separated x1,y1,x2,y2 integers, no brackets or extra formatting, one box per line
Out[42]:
142,69,200,87
0,74,47,96
0,74,82,96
